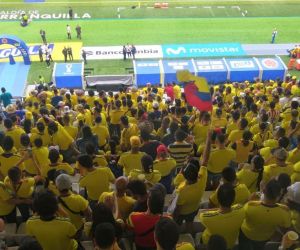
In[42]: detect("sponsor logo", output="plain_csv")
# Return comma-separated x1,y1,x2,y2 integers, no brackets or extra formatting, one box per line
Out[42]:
162,43,245,58
83,45,163,60
229,60,255,69
0,10,91,20
0,44,54,59
261,58,278,69
163,61,193,71
196,60,225,71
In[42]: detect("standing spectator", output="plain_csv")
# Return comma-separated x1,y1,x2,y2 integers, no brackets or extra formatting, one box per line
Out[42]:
82,49,87,64
38,46,43,62
67,47,73,61
39,29,46,44
122,45,126,60
62,47,68,62
68,7,73,20
271,28,278,43
0,87,12,107
66,25,71,39
126,44,132,58
131,45,137,59
75,24,81,39
140,130,161,160
46,45,53,62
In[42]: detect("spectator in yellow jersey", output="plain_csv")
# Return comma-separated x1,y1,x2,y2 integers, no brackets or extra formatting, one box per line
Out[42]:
26,190,78,250
129,154,161,187
239,179,291,250
78,154,115,211
62,114,78,140
4,118,25,150
209,167,250,207
32,138,50,174
227,118,248,145
55,174,92,233
263,148,294,184
92,116,110,150
0,136,24,180
154,144,176,193
237,155,265,193
120,116,139,152
200,183,245,249
30,122,51,147
118,136,145,176
207,133,236,189
85,143,108,167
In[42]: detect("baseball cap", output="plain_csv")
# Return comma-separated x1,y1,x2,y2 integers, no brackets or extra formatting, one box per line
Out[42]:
287,182,300,204
157,144,168,155
25,111,33,120
130,136,141,147
55,174,72,191
153,102,159,108
273,148,288,161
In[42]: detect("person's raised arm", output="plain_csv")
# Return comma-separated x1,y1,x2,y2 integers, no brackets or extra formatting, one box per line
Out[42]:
201,130,212,167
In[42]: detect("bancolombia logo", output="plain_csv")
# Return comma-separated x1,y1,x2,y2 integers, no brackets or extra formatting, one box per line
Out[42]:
0,10,91,20
83,45,163,60
0,44,54,59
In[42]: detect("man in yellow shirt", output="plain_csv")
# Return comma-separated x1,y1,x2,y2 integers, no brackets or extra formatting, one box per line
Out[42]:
118,136,145,176
92,116,110,150
56,174,91,232
209,167,250,207
120,116,139,152
200,183,245,249
240,179,291,250
4,118,25,150
26,190,78,250
227,118,248,145
78,154,115,211
263,148,294,184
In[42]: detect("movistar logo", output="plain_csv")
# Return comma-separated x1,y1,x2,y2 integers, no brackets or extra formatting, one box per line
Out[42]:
165,47,186,55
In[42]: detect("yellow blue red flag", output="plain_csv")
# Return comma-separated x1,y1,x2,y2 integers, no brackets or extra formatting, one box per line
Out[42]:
176,70,212,111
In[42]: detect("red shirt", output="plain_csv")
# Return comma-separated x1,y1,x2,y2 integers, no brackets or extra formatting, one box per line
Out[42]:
128,212,161,248
165,86,174,101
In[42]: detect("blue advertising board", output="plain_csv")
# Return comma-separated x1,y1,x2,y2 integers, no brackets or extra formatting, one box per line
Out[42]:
162,43,245,58
225,58,260,82
256,57,287,81
194,59,228,85
134,60,162,87
53,63,84,89
162,59,195,84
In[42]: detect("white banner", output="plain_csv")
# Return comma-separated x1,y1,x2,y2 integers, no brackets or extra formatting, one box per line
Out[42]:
83,45,163,60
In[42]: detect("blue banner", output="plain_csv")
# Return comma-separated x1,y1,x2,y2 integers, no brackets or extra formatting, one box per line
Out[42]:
54,63,83,89
162,43,245,58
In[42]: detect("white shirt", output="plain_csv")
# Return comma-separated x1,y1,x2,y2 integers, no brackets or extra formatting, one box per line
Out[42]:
67,26,71,33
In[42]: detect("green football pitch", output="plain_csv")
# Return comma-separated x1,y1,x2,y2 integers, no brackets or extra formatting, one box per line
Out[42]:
0,0,300,83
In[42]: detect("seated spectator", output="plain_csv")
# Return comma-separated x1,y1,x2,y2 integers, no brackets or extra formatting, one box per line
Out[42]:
92,116,110,150
26,190,78,250
85,143,108,167
153,144,176,193
99,176,136,221
155,217,194,250
263,148,294,184
120,115,139,152
129,154,161,187
161,121,178,147
18,237,43,250
93,223,121,250
200,183,245,249
140,130,161,160
239,179,291,250
237,154,264,193
76,125,99,154
127,179,148,212
286,182,300,234
55,173,92,233
128,188,165,250
209,167,250,207
118,136,145,176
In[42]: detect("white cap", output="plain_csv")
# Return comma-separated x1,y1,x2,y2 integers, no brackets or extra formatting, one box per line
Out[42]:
287,182,300,204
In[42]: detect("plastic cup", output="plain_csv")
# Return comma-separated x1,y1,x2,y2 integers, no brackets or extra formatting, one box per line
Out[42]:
287,231,299,241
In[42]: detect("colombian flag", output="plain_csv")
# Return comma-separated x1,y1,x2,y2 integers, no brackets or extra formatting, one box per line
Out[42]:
177,70,212,111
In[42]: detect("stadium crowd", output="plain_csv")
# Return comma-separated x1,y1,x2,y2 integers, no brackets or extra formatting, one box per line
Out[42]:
0,75,299,250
